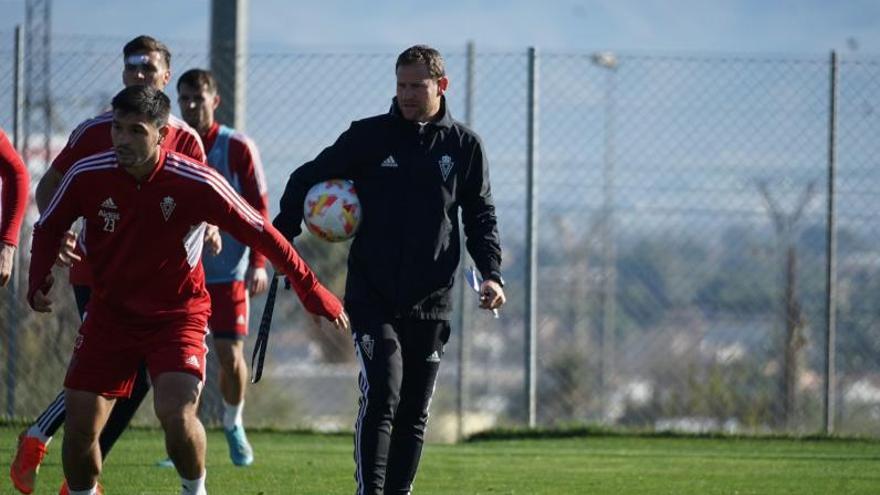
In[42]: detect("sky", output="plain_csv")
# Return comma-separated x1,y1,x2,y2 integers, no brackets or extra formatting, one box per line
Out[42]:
0,0,878,55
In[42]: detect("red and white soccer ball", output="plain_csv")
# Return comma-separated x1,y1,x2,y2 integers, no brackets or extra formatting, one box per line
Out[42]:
303,179,361,242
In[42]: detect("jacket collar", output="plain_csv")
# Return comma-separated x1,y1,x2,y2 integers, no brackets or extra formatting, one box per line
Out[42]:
389,96,454,130
116,148,166,184
201,121,221,151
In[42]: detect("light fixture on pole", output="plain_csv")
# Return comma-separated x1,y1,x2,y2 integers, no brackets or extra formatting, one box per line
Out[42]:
591,51,619,71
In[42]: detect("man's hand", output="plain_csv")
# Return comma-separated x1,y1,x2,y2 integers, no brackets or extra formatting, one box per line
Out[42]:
31,274,55,313
54,231,82,267
307,308,351,332
204,224,222,256
332,309,351,331
479,280,506,311
0,243,15,287
246,266,269,296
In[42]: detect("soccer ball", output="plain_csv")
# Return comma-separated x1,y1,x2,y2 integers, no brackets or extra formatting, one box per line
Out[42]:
303,179,361,242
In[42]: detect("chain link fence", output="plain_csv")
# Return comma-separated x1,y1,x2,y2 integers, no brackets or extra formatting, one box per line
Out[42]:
1,32,879,440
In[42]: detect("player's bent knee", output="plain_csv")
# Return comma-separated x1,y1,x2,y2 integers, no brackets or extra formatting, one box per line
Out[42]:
154,399,201,428
152,372,203,421
63,424,99,446
64,389,114,437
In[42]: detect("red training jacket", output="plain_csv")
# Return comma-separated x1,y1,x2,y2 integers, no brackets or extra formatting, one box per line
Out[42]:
53,111,206,286
30,149,341,324
0,129,29,247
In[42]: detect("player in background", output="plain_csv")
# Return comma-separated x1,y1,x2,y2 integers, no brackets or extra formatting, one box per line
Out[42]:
28,85,349,495
175,68,268,466
0,128,29,287
10,35,211,495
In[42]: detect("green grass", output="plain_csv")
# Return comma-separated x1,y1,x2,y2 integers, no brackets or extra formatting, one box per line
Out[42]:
3,425,879,494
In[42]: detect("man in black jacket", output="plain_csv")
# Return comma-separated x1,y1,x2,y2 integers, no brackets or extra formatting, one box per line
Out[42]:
274,45,505,494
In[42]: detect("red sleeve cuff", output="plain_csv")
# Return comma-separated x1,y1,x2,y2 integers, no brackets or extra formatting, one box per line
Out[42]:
301,284,343,320
249,252,267,269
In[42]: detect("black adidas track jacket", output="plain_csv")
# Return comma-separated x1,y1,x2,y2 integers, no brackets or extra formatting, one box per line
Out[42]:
273,97,502,321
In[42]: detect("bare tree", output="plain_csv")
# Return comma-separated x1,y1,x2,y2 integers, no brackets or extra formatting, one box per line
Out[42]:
757,179,815,429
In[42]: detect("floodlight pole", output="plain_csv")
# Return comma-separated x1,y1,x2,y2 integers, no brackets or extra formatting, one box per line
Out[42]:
211,0,249,130
206,0,249,425
592,51,618,423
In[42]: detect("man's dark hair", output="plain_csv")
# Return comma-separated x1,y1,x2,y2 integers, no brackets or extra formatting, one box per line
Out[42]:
111,85,171,128
395,45,445,79
123,35,171,68
177,68,218,94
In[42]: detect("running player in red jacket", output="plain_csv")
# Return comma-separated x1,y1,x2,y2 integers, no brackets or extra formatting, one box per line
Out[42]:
177,68,268,466
28,85,349,495
36,35,207,296
11,35,209,495
0,128,29,287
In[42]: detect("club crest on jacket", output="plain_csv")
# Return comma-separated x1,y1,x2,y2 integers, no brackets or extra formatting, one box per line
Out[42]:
160,196,176,221
438,155,454,181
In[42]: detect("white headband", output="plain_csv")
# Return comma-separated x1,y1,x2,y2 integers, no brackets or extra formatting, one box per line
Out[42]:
125,54,151,66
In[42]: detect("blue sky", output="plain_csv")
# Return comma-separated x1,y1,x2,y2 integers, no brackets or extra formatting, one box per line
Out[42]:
0,0,878,54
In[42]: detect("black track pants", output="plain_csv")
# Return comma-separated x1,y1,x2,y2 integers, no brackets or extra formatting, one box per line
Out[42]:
352,319,450,495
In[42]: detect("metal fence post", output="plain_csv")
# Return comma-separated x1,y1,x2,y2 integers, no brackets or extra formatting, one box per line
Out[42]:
823,50,839,435
13,26,24,149
456,40,476,441
6,25,25,418
525,46,538,428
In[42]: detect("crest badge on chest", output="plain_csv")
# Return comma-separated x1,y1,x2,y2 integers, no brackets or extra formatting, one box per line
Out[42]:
160,196,176,221
438,154,454,182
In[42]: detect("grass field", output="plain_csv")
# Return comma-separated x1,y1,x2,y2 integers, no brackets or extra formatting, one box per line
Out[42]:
3,425,879,494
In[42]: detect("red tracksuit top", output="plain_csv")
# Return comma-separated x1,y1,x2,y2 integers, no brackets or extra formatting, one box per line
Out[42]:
53,111,205,286
30,149,341,324
0,129,29,247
